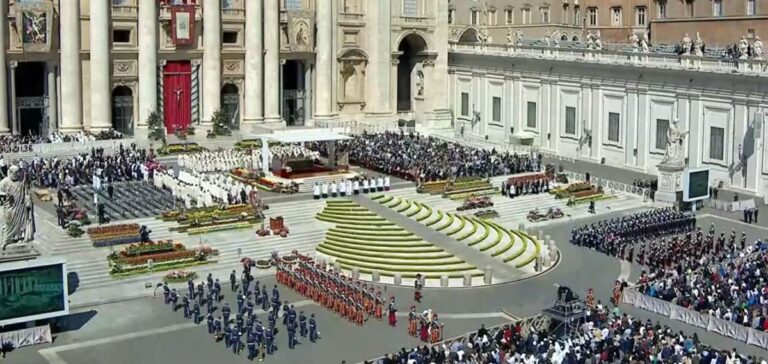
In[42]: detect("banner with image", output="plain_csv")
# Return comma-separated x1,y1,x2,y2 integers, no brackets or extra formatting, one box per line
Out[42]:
172,5,195,47
18,3,52,52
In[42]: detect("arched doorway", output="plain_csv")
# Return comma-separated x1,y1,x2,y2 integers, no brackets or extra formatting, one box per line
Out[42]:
220,83,240,130
396,33,428,112
572,35,580,42
561,34,568,41
458,28,478,43
111,86,133,135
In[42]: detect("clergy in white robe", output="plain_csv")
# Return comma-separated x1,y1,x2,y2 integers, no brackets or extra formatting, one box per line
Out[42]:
362,179,369,193
353,179,360,195
339,179,347,196
384,176,391,191
376,176,384,192
330,181,338,197
321,182,329,198
313,183,321,200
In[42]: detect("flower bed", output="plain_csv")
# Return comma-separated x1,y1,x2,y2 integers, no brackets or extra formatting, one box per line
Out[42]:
108,241,218,278
67,221,85,238
255,259,272,269
88,223,141,247
163,270,197,283
157,143,204,155
507,173,549,185
567,193,615,206
552,182,593,199
187,221,254,235
119,240,181,258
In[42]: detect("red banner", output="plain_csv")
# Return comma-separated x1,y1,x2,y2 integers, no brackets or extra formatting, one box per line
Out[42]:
171,5,195,47
163,61,192,133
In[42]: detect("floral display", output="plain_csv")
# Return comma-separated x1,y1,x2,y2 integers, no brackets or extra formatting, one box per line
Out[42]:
157,143,204,156
67,221,85,238
163,270,197,283
161,204,262,235
107,240,219,278
87,223,141,247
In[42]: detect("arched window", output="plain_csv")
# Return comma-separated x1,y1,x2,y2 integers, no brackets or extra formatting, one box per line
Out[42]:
111,86,134,135
220,84,240,130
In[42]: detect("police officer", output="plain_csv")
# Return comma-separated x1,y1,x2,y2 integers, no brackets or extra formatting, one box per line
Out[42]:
196,282,204,305
206,272,214,289
206,289,214,314
282,301,290,325
222,302,231,324
309,314,318,343
187,278,195,299
287,320,297,349
182,294,191,318
224,324,233,348
260,288,269,310
246,299,255,318
254,280,261,300
231,329,242,355
206,312,214,333
247,332,257,360
170,289,179,311
268,310,277,329
287,305,297,328
272,285,280,302
214,315,223,338
230,270,237,292
237,290,245,312
162,283,170,304
192,301,201,323
271,296,280,315
242,274,250,294
236,312,244,333
299,311,307,337
213,279,222,302
265,326,275,355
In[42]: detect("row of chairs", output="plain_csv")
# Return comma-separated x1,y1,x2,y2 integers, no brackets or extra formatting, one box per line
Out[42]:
70,181,180,220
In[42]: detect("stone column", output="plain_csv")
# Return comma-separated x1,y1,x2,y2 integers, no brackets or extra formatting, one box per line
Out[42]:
202,0,222,123
243,0,263,124
304,61,313,126
365,0,390,113
9,62,16,134
315,0,333,118
138,0,158,126
90,0,111,131
0,1,8,134
47,62,58,131
263,0,281,124
60,0,83,132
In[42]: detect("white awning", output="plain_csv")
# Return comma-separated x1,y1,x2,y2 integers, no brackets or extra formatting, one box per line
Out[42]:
245,129,353,143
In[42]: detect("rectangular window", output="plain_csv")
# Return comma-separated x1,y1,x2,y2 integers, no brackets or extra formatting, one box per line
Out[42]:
588,7,597,26
522,8,530,24
471,10,480,25
709,127,725,160
611,7,622,26
608,112,621,143
403,0,419,17
448,9,454,24
492,97,502,122
284,0,301,10
526,102,537,128
565,106,576,135
713,0,723,16
575,9,581,26
461,92,469,117
658,2,667,18
488,10,497,25
685,0,694,17
222,0,234,9
655,119,669,151
541,8,550,23
505,9,514,24
112,29,131,44
635,7,646,26
748,0,756,15
222,31,239,44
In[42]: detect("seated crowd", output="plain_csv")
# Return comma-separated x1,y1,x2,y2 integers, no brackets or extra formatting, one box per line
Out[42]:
0,130,124,153
177,145,320,174
309,131,540,182
369,299,763,363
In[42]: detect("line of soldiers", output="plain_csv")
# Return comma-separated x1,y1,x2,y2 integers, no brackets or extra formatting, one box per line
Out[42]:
276,257,391,326
407,307,444,344
161,267,319,361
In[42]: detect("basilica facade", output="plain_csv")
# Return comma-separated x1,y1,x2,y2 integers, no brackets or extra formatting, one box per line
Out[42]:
0,0,451,136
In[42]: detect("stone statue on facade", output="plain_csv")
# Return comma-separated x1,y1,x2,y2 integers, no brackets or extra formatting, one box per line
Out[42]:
515,30,524,45
739,35,749,60
415,71,425,96
681,33,692,55
754,36,764,60
578,120,592,151
594,31,603,50
661,115,688,167
506,28,514,45
587,32,595,50
544,31,551,47
629,32,639,52
693,32,703,56
641,32,650,53
0,165,35,250
552,31,560,47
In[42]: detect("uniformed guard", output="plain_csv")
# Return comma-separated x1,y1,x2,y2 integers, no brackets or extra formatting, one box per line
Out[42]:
231,329,242,354
214,279,222,302
265,326,275,355
187,279,195,299
237,291,245,312
222,302,232,324
254,282,261,302
236,312,244,333
255,321,265,347
162,283,170,304
282,301,290,325
242,275,250,294
214,316,223,339
204,312,214,333
272,285,280,302
247,332,257,360
206,290,213,313
196,282,204,305
192,302,201,323
268,310,277,329
170,289,179,311
261,289,269,310
206,272,214,289
287,321,297,349
309,314,318,343
246,299,255,318
224,324,233,348
230,270,237,292
182,294,191,318
298,311,307,337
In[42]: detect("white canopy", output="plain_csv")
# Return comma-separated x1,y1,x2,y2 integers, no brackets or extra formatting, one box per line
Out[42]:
247,129,352,144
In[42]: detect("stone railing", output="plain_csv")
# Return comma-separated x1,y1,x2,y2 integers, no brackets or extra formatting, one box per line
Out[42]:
111,1,138,17
159,3,201,20
398,16,431,25
338,12,364,22
449,42,768,76
221,7,245,17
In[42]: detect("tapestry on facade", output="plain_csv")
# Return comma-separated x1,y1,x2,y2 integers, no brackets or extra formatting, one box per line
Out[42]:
172,5,195,47
288,12,315,53
18,3,52,52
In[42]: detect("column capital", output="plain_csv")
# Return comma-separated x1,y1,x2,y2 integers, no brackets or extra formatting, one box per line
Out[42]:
191,59,202,67
9,61,17,69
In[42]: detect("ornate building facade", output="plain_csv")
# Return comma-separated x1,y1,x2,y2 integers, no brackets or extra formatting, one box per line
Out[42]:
0,0,452,136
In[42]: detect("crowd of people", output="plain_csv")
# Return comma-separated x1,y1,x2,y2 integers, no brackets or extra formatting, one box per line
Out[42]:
309,132,540,182
0,130,124,153
275,254,393,326
161,262,319,360
500,177,551,198
312,175,390,199
177,146,321,174
570,208,696,266
153,168,258,209
369,295,765,364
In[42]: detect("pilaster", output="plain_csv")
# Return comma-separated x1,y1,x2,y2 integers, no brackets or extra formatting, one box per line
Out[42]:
60,0,83,132
243,0,263,124
90,0,112,131
202,0,222,123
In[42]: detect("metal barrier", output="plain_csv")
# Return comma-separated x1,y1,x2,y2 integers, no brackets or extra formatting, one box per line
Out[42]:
562,171,652,200
0,138,134,159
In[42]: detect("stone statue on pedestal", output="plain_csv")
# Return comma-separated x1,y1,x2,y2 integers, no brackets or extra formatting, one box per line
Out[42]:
544,31,551,47
693,32,703,56
594,31,603,50
754,36,764,60
0,165,35,250
661,117,688,167
739,35,749,60
506,28,514,45
629,32,639,52
515,30,523,45
641,32,650,53
681,33,692,55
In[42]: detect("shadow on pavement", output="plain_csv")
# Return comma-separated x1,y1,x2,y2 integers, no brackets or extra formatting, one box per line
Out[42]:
67,272,80,295
51,310,97,337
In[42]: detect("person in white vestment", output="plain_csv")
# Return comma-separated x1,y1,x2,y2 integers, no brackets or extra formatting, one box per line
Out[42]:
362,178,369,193
384,176,391,191
321,182,328,198
331,181,338,197
353,179,360,195
376,176,384,192
313,183,321,200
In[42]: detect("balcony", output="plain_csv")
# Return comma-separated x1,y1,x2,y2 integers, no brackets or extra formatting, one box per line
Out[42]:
222,7,245,18
449,42,768,76
339,12,365,23
400,16,430,25
112,0,138,17
159,3,202,21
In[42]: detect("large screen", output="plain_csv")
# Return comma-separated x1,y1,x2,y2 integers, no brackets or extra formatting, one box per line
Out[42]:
683,168,710,201
0,260,69,326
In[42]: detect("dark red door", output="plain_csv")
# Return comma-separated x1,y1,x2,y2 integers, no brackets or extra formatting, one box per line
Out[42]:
163,61,192,133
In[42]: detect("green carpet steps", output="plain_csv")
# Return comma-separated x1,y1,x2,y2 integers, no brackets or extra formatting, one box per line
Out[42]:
335,263,483,279
434,213,456,231
331,225,409,233
316,213,387,223
326,231,421,242
318,243,453,259
502,230,529,262
424,210,444,226
325,199,357,205
444,215,467,236
513,231,542,268
385,197,402,208
322,207,371,213
322,240,443,253
370,194,386,201
455,218,480,241
414,203,433,222
325,235,428,247
316,246,466,266
405,202,424,217
325,255,477,273
316,215,394,226
488,222,517,257
395,200,412,213
467,219,491,247
477,222,504,252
